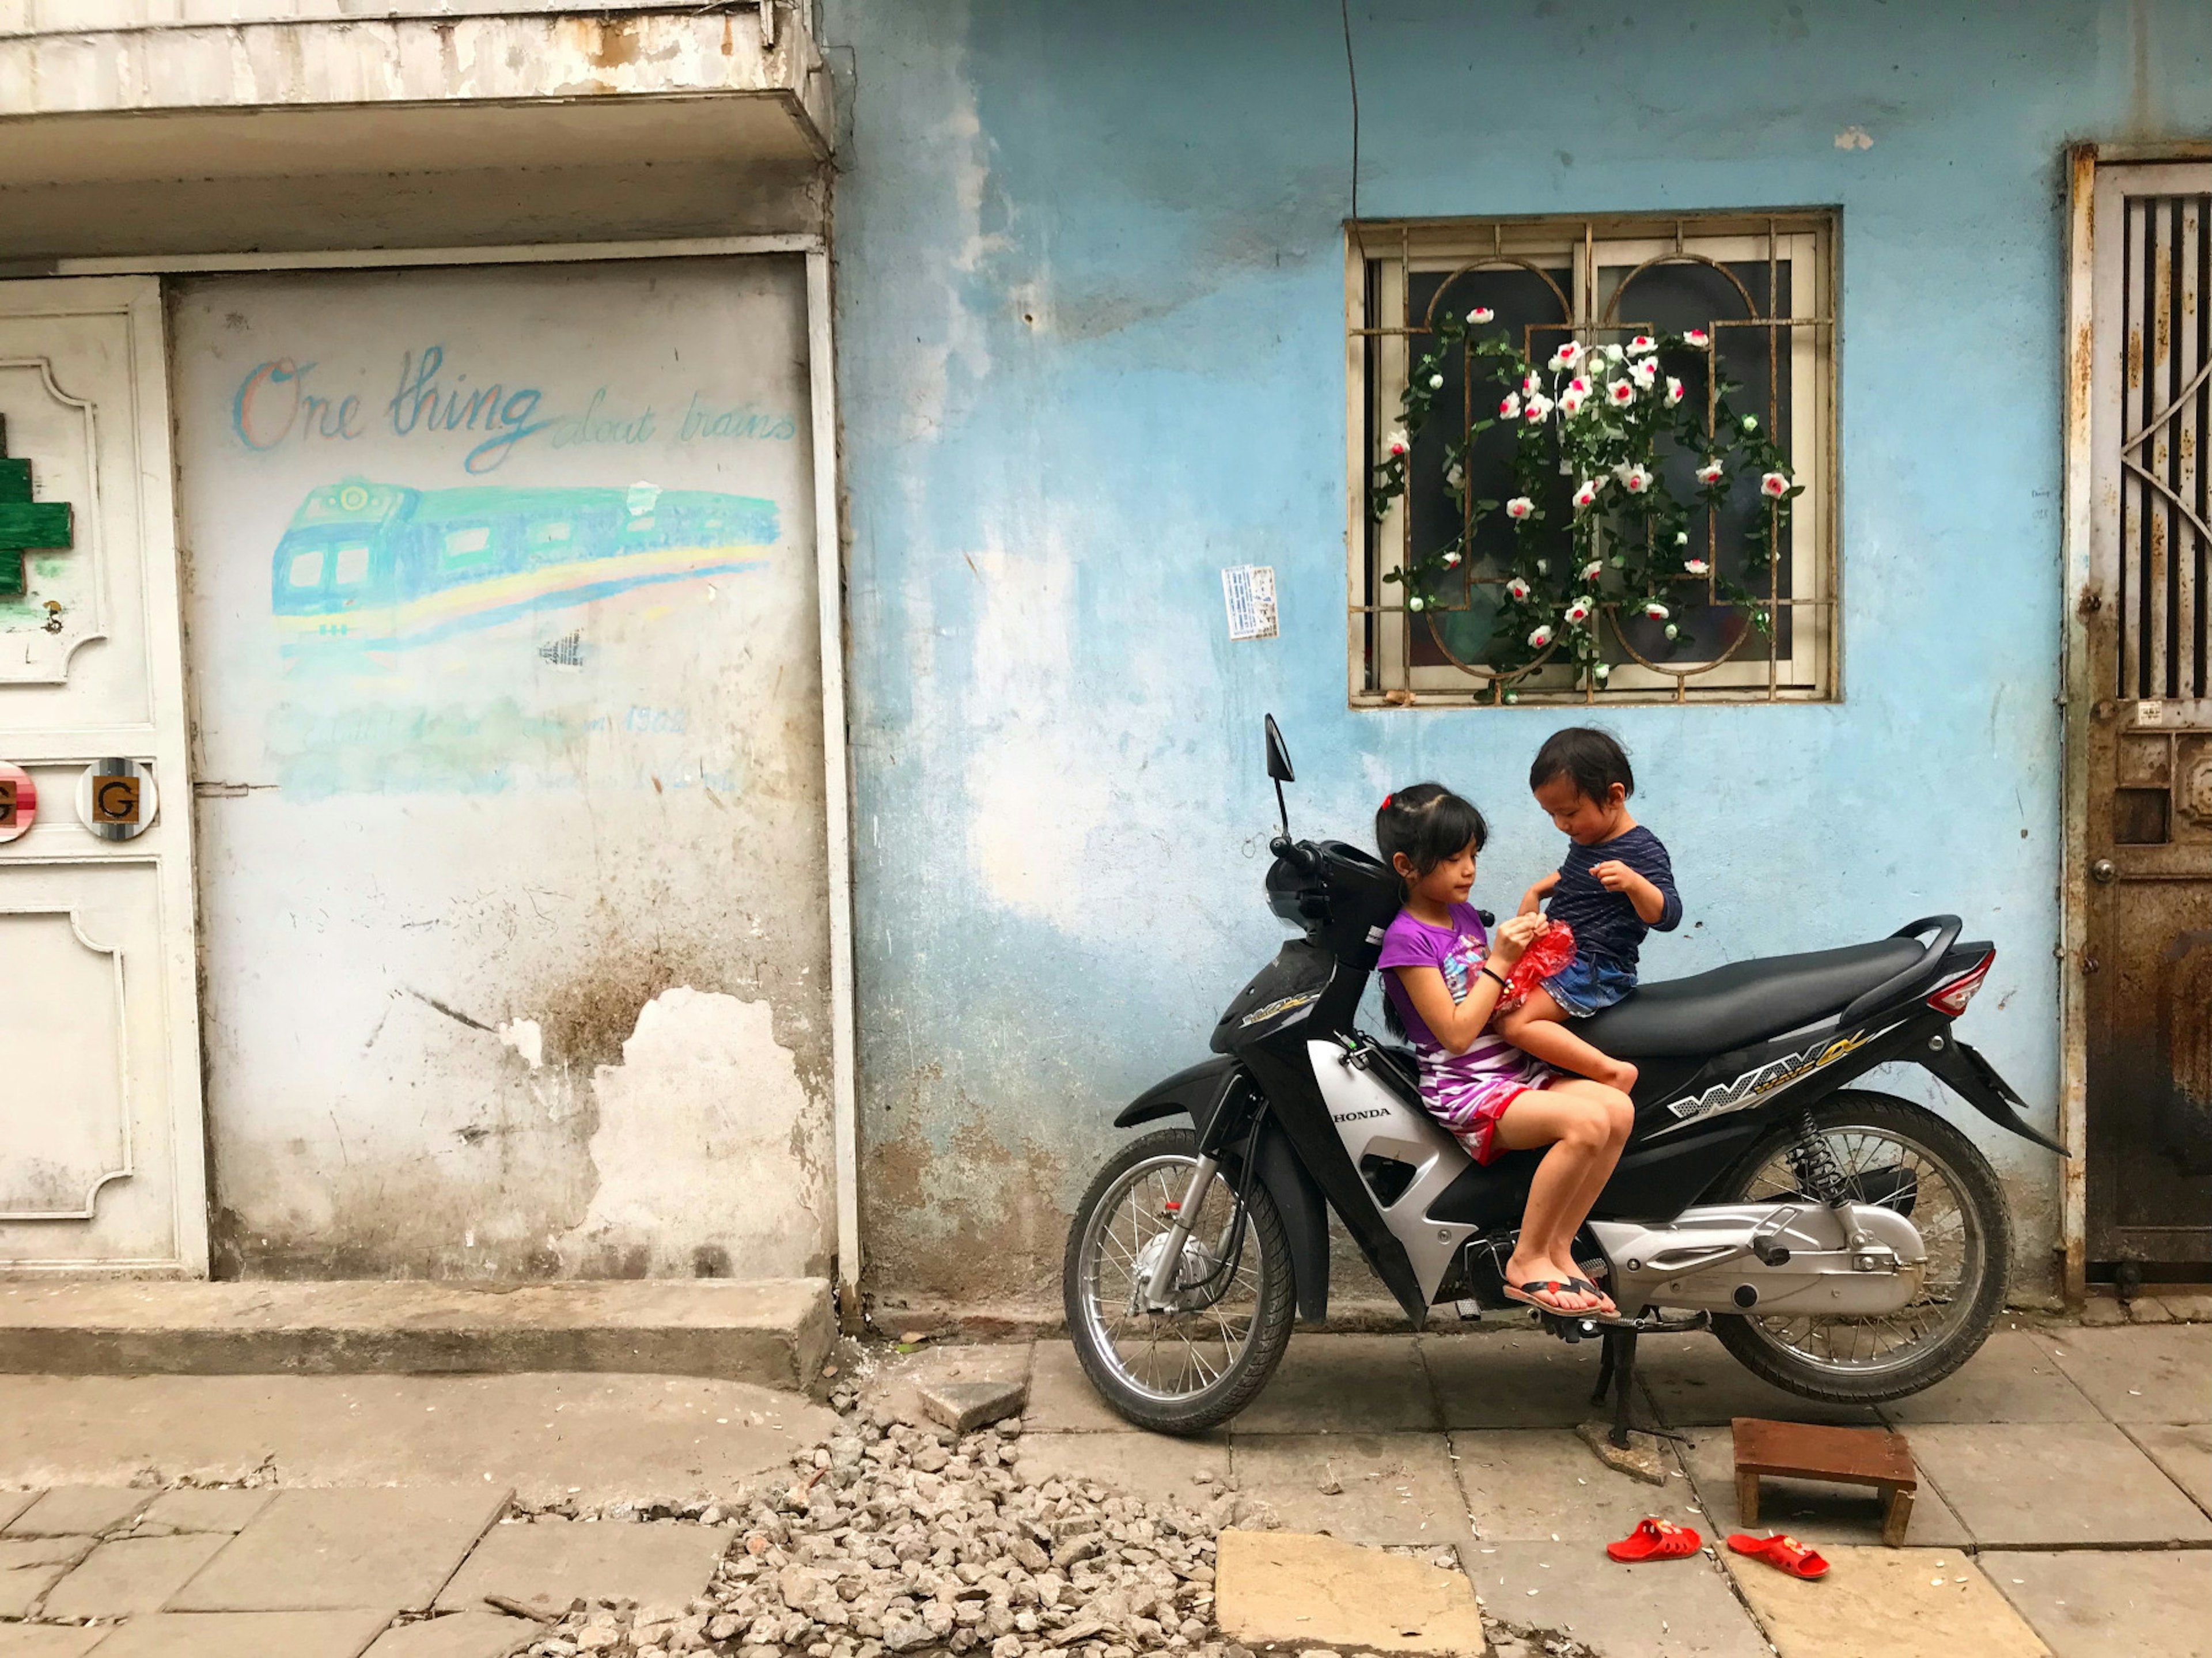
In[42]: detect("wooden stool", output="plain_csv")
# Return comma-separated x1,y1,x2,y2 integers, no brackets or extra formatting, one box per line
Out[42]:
1732,1417,1917,1546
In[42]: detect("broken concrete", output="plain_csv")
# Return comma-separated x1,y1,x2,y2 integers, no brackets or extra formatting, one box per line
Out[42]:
915,1376,1028,1434
0,1280,833,1386
1213,1528,1486,1656
1575,1419,1667,1485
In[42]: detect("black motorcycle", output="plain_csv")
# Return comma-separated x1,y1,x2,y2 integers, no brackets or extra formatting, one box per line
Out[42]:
1062,717,2062,1435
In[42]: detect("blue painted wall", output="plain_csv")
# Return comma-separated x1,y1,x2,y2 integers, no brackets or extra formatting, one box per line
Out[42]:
823,0,2212,1307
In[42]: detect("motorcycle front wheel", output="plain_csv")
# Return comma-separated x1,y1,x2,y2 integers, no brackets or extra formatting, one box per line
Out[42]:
1709,1089,2012,1405
1062,1127,1297,1435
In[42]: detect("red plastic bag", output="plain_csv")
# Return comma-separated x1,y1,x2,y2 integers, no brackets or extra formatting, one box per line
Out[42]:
1497,918,1575,1014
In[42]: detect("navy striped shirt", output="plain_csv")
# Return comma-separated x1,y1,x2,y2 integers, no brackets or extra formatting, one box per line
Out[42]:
1547,826,1681,970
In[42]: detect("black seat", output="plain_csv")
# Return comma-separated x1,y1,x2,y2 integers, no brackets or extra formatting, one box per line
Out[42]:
1578,938,1929,1059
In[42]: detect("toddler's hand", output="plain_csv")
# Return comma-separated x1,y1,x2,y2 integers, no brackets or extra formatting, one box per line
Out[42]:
1590,860,1638,892
1488,911,1544,969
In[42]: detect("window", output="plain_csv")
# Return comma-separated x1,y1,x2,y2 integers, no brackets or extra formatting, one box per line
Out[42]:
440,524,495,570
286,549,323,590
331,542,372,586
1348,212,1838,704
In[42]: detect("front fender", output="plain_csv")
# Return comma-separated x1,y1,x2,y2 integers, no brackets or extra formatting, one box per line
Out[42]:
1115,1055,1243,1135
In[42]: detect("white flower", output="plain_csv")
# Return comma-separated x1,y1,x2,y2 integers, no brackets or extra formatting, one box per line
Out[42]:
1604,343,1626,362
1528,624,1555,649
1387,430,1410,456
1467,306,1495,324
1622,463,1653,493
1664,376,1685,406
1593,661,1612,681
1664,622,1679,639
1564,596,1594,624
1607,380,1637,407
1524,393,1554,422
1674,529,1690,544
1742,414,1760,433
1630,358,1659,389
1695,459,1725,485
1445,463,1465,490
1506,576,1532,600
1506,497,1536,520
1442,549,1463,566
1558,388,1586,416
1683,328,1711,349
1522,371,1543,396
1429,372,1446,390
1536,558,1550,574
1627,334,1658,355
1551,341,1583,370
1499,393,1522,419
1760,470,1792,497
1684,558,1709,574
1643,600,1670,620
1573,479,1602,509
1581,559,1604,581
1408,595,1426,612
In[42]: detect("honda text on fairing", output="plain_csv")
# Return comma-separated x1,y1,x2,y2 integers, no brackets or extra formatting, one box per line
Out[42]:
1060,717,2060,1434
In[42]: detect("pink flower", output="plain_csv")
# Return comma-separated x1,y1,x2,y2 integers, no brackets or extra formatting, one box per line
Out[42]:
1467,306,1495,324
1630,358,1659,389
1558,388,1585,416
1522,371,1543,396
1761,471,1793,498
1608,380,1637,407
1683,328,1711,349
1572,479,1601,509
1528,623,1555,649
1506,497,1536,520
1506,576,1531,600
1387,430,1409,457
1627,334,1658,355
1550,341,1583,370
1684,558,1709,574
1564,596,1593,625
1664,376,1685,406
1499,393,1521,419
1695,459,1724,485
1524,393,1554,422
1643,600,1670,620
1622,463,1653,493
1568,376,1589,396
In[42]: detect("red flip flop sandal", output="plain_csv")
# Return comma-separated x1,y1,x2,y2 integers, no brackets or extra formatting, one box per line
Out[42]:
1726,1531,1830,1579
1605,1517,1702,1562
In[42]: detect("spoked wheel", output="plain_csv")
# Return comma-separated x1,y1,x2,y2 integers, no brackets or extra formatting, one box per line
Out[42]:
1710,1090,2011,1404
1061,1127,1296,1434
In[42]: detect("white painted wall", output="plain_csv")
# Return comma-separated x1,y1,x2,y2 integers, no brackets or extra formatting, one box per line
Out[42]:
169,257,834,1280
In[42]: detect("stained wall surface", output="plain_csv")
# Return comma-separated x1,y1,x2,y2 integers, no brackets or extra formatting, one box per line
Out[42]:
171,258,832,1279
823,0,2212,1308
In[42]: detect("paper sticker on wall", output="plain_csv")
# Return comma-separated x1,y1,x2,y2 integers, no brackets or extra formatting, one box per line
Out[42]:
1222,564,1278,641
0,760,35,842
75,758,156,841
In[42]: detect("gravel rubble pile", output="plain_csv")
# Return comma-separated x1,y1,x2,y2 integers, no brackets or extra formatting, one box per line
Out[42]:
516,1399,1283,1658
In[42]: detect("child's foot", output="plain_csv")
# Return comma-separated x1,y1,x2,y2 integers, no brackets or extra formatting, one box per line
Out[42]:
1502,1254,1600,1314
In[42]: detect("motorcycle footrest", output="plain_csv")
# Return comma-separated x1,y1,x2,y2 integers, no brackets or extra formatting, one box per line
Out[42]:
1598,1309,1711,1335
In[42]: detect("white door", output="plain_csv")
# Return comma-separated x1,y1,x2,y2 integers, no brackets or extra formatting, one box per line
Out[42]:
0,277,206,1274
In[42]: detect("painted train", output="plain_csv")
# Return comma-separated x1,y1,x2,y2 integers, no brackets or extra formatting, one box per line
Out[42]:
269,477,778,657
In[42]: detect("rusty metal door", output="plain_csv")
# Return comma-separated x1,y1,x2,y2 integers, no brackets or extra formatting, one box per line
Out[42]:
2086,164,2212,1267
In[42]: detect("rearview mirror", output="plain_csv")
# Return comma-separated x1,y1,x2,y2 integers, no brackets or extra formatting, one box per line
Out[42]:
1264,714,1294,783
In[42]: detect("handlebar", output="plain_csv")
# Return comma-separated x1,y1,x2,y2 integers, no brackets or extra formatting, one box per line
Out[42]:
1270,835,1322,877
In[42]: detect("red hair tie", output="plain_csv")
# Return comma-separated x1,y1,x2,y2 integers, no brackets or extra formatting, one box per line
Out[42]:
1381,793,1393,809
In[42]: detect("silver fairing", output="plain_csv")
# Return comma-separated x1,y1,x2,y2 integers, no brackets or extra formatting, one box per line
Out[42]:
1589,1203,1928,1318
1307,1039,1476,1303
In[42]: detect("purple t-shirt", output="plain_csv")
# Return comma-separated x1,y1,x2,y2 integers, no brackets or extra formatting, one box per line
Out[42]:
1376,902,1491,1050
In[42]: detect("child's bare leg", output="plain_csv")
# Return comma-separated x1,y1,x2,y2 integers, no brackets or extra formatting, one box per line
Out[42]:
1498,990,1638,1093
1532,1079,1634,1313
1490,1089,1624,1313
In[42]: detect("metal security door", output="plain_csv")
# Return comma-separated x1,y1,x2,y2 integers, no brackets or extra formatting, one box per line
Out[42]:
2086,164,2212,1267
0,277,206,1274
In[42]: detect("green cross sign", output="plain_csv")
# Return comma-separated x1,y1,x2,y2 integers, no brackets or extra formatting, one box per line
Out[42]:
0,416,73,594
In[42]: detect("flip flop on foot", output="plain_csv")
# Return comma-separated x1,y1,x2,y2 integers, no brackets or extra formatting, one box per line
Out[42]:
1726,1532,1830,1579
1606,1517,1702,1562
1567,1277,1619,1316
1502,1280,1596,1315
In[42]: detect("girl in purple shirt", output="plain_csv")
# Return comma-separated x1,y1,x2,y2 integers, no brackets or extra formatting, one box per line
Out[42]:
1376,784,1635,1318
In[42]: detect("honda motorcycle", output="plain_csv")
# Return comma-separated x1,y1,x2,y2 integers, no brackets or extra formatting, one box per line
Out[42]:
1062,717,2063,1436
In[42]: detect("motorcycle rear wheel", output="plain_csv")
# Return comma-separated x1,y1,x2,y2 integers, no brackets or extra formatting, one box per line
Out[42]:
1708,1090,2010,1405
1062,1127,1297,1435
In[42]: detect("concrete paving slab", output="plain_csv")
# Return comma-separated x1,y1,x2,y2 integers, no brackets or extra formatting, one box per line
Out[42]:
4,1488,152,1536
40,1531,230,1618
1677,1425,1969,1546
0,1625,111,1656
1468,1540,1769,1658
1907,1422,2212,1546
1014,1432,1229,1507
0,1494,35,1531
0,1538,92,1617
1722,1545,2048,1658
1634,1335,1883,1428
1023,1342,1130,1433
1452,1428,1698,1542
131,1487,275,1535
1229,1432,1472,1546
1214,1527,1484,1656
2127,1422,2212,1510
0,1375,832,1505
1875,1331,2103,1424
1983,1546,2212,1658
0,1280,832,1387
362,1612,542,1658
431,1516,731,1616
169,1486,509,1612
89,1610,396,1658
1422,1330,1611,1429
2027,1324,2211,1422
1226,1335,1440,1434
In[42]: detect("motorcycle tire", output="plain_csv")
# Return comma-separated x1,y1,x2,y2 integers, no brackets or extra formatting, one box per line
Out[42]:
1062,1127,1297,1436
1707,1089,2012,1406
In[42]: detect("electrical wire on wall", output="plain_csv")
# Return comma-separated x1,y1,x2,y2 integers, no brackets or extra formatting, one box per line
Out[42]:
1340,0,1367,260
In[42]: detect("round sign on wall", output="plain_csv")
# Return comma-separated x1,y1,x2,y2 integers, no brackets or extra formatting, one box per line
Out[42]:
74,759,157,841
0,761,35,843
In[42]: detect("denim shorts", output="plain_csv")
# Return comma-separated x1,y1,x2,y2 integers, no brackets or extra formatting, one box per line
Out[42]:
1543,952,1638,1017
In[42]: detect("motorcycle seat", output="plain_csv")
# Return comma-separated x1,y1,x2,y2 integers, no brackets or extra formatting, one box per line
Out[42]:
1578,937,1928,1059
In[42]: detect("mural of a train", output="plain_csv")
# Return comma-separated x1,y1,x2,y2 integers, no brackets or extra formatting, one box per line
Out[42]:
269,476,777,658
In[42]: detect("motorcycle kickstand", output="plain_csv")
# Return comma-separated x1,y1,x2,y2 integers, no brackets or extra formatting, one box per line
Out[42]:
1590,1326,1641,1451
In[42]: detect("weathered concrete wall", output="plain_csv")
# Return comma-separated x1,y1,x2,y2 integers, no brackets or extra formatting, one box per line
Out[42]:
824,0,2212,1311
171,258,832,1280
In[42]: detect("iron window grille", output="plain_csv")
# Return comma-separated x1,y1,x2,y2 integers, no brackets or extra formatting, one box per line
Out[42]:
1346,212,1840,705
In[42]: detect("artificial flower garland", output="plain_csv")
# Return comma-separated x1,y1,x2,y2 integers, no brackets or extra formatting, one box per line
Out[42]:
1370,307,1803,687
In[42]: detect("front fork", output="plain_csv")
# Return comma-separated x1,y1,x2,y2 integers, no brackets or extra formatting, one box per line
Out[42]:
1139,1155,1219,1311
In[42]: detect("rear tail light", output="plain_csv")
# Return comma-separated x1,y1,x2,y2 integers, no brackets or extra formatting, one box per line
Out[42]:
1927,949,1995,1017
